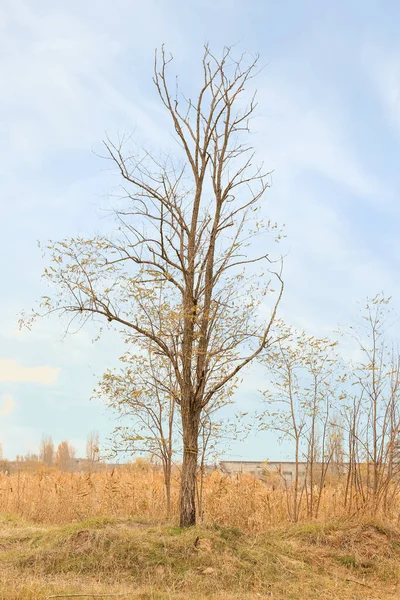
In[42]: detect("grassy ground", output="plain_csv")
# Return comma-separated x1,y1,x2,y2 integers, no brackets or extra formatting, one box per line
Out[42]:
0,513,399,599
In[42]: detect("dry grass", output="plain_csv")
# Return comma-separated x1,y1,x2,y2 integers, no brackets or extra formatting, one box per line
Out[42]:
1,468,400,598
1,468,399,531
0,514,399,599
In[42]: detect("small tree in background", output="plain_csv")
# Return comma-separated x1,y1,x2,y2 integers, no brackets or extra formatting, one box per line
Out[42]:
0,440,7,473
324,414,345,481
340,294,400,514
39,434,55,467
56,441,76,473
98,345,178,516
258,324,339,521
86,430,100,472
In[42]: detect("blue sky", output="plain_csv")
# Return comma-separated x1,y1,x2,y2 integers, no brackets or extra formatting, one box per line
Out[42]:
2,0,400,461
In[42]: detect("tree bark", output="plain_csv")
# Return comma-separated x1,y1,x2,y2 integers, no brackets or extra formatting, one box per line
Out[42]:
163,460,172,518
180,408,200,527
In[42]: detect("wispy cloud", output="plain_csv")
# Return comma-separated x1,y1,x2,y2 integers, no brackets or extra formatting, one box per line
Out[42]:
0,359,60,385
366,44,400,132
0,394,15,416
1,0,399,461
256,78,378,199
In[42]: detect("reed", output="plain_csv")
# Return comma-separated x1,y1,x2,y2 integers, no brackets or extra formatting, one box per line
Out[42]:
1,467,399,530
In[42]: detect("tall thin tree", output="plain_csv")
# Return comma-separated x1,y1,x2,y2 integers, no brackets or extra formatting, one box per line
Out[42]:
24,45,284,526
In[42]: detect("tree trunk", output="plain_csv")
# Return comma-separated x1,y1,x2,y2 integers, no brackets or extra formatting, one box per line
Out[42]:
197,457,206,523
163,460,172,518
180,409,200,527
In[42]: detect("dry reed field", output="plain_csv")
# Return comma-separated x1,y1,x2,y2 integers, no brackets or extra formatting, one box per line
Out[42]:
1,468,400,599
1,468,400,530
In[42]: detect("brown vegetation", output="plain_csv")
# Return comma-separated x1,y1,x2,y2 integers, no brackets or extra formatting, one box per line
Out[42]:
2,466,400,598
0,511,400,599
1,467,400,531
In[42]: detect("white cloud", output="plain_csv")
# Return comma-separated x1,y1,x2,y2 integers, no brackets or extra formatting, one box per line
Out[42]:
0,359,60,385
0,394,15,416
255,79,378,199
1,0,399,464
366,45,400,132
0,0,180,178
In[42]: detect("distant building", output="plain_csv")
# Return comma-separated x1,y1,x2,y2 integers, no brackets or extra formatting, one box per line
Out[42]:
220,460,306,485
219,460,346,486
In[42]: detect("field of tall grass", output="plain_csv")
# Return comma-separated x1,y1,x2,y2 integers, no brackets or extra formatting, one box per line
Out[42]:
1,466,400,530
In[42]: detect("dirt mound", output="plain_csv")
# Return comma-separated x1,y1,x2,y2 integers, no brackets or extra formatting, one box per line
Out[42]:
67,529,97,552
329,524,399,560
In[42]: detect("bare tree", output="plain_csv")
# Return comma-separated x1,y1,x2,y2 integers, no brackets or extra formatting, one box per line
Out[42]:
39,434,55,467
340,294,400,515
25,45,284,526
56,441,76,473
97,345,178,516
259,324,339,521
86,430,100,472
0,440,6,474
326,414,345,477
0,440,8,474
